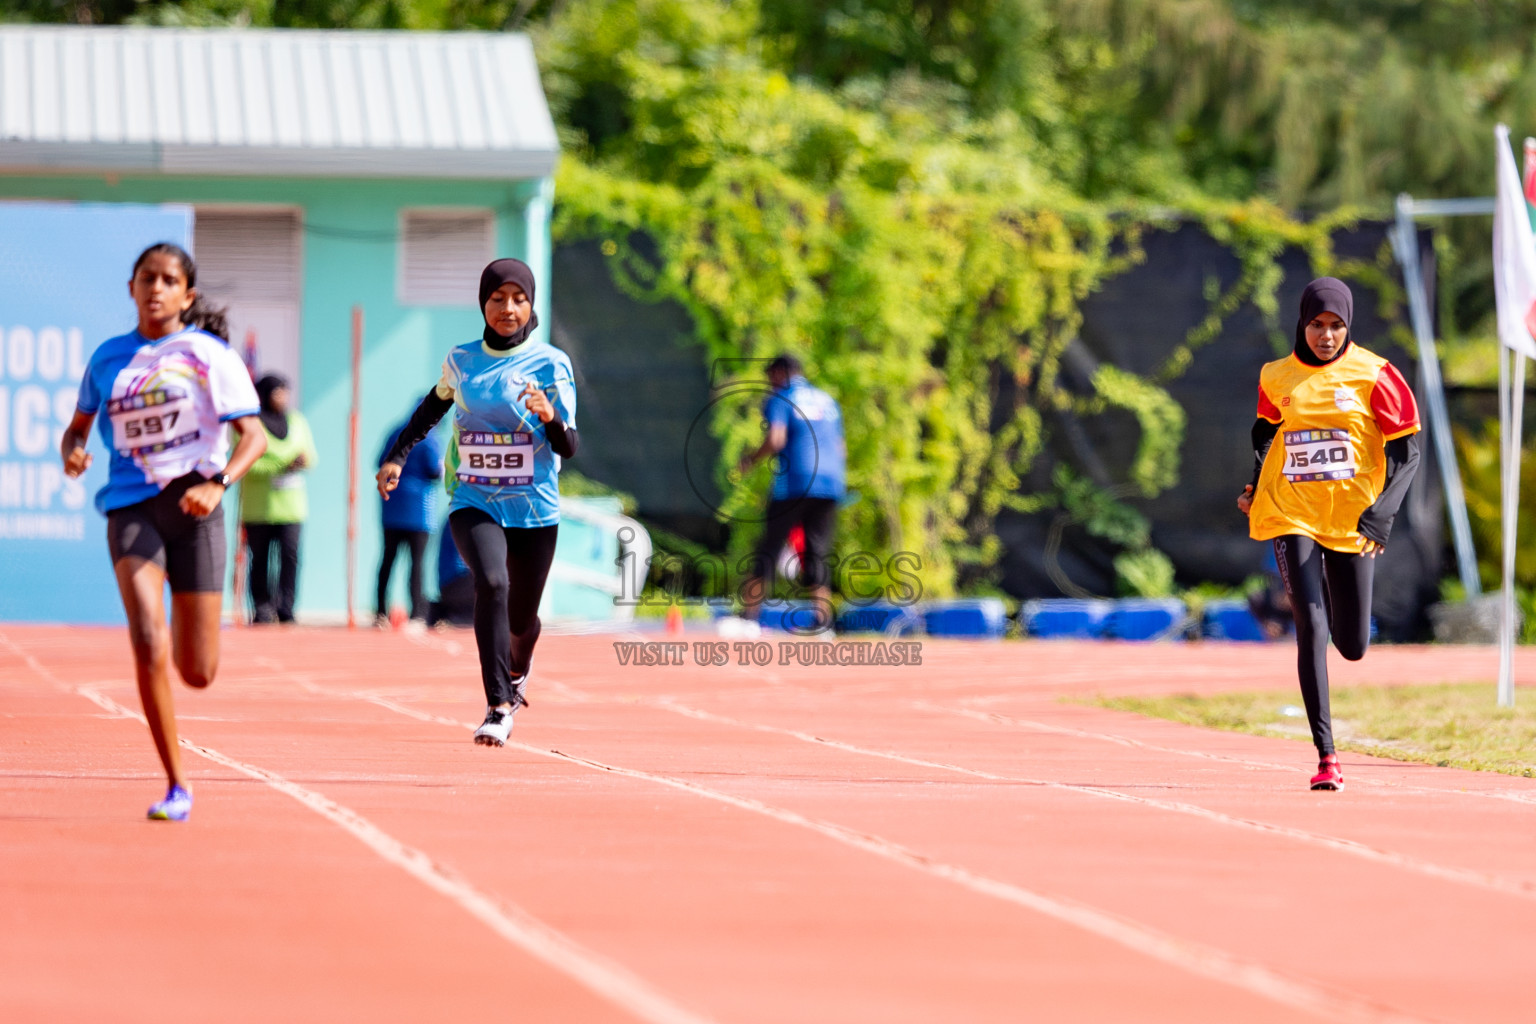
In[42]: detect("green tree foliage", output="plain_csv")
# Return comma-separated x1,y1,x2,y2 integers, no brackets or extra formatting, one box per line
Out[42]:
0,0,552,28
1454,422,1536,589
17,0,1533,209
7,0,1527,596
536,0,1174,593
536,0,1386,596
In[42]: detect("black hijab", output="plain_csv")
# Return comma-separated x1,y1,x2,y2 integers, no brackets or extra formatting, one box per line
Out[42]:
1294,277,1354,367
479,258,540,350
256,374,290,440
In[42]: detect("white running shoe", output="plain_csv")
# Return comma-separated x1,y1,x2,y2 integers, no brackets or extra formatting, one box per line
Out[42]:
716,615,761,639
473,705,515,746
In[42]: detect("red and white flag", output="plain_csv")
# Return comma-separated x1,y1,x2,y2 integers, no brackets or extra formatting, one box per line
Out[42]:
1525,137,1536,208
1494,124,1536,360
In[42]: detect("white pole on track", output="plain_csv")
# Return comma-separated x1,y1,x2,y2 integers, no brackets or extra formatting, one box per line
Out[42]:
1491,124,1536,706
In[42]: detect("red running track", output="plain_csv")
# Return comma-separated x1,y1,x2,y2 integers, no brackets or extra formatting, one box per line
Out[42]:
3,624,1535,1024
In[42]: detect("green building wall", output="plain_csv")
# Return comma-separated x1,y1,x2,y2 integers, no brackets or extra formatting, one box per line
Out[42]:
0,172,553,618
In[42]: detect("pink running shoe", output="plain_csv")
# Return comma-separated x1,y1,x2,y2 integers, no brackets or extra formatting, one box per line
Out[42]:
1310,754,1344,791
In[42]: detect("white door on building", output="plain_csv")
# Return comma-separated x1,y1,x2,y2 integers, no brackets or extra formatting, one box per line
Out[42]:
193,209,304,397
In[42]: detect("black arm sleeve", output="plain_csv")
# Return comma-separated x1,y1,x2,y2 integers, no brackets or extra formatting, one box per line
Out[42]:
384,389,454,467
1250,418,1279,490
545,412,579,459
1357,433,1421,546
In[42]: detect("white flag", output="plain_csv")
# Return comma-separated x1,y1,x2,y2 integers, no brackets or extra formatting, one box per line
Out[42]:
1494,124,1536,360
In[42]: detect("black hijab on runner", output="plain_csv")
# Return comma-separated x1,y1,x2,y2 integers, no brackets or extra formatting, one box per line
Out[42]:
1295,277,1354,367
256,374,290,440
479,258,540,350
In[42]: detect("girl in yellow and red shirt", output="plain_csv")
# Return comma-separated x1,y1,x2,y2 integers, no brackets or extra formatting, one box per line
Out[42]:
1237,277,1421,791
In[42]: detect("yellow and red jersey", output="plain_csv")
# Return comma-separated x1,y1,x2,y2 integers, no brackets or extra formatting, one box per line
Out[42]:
1248,344,1420,553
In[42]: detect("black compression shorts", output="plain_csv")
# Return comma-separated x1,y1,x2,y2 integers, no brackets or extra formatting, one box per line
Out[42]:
753,496,838,589
106,472,227,593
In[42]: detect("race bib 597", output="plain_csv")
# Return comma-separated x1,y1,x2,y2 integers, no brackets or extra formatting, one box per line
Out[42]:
107,387,199,457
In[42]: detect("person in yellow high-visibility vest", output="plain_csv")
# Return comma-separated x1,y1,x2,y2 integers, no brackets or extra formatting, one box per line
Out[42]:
240,374,317,624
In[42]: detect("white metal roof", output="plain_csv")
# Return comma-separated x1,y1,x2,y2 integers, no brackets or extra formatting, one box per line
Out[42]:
0,26,558,179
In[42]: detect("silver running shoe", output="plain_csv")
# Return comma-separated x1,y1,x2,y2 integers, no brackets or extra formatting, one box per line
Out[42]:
473,705,515,746
474,662,532,747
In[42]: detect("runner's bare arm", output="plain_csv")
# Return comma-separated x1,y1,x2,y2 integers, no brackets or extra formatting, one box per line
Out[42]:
223,415,268,482
180,415,266,517
60,410,96,479
738,423,787,475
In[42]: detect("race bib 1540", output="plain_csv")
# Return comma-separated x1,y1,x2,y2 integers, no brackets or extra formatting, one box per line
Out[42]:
107,387,199,457
1282,428,1357,482
457,430,534,486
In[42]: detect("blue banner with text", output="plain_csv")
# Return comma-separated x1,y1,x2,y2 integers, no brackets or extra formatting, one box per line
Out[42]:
0,202,193,623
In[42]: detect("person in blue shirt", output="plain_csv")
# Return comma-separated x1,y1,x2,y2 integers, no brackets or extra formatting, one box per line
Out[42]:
375,416,445,625
58,243,267,822
427,523,475,628
376,258,577,746
737,355,846,631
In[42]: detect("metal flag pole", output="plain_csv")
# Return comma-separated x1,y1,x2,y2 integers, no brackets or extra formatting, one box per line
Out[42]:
1392,194,1485,596
1500,347,1524,707
1497,330,1511,703
347,305,363,630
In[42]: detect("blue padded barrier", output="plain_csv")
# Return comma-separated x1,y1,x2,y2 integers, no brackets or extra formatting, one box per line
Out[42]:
836,603,921,635
1102,599,1187,641
1020,599,1113,639
922,598,1009,639
1200,599,1266,642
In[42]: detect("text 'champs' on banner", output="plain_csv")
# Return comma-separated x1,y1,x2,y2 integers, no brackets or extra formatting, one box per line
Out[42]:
0,202,193,623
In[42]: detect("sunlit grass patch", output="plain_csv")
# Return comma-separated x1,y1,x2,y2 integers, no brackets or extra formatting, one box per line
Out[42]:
1092,683,1536,778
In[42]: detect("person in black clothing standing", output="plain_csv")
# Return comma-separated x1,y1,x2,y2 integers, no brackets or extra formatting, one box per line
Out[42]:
376,416,445,626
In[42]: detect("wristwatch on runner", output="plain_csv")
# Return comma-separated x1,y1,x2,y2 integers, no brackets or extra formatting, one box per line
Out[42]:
210,472,232,488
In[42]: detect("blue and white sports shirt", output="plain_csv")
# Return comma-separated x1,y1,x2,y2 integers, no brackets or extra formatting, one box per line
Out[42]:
437,338,577,529
76,327,261,514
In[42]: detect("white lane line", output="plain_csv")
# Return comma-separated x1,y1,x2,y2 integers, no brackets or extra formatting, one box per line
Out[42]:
0,632,67,684
266,634,1536,884
645,700,1536,903
534,677,1536,899
924,702,1316,771
363,659,1536,900
366,694,478,729
61,679,719,1024
648,650,1536,809
359,696,1437,1024
922,702,1536,808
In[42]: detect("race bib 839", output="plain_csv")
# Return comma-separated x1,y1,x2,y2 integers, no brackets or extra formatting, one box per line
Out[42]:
456,430,534,486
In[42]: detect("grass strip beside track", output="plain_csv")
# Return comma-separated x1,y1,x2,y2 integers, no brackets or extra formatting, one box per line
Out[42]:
1093,683,1536,778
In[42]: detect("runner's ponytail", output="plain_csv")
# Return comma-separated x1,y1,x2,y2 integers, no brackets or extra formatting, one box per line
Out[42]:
130,242,230,340
184,294,229,341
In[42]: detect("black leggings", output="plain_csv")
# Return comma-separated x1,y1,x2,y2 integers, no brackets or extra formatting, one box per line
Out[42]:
377,528,429,620
447,508,558,709
246,522,301,623
1273,535,1374,757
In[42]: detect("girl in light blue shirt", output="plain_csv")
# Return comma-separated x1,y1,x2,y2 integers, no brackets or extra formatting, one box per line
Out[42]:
377,259,577,747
